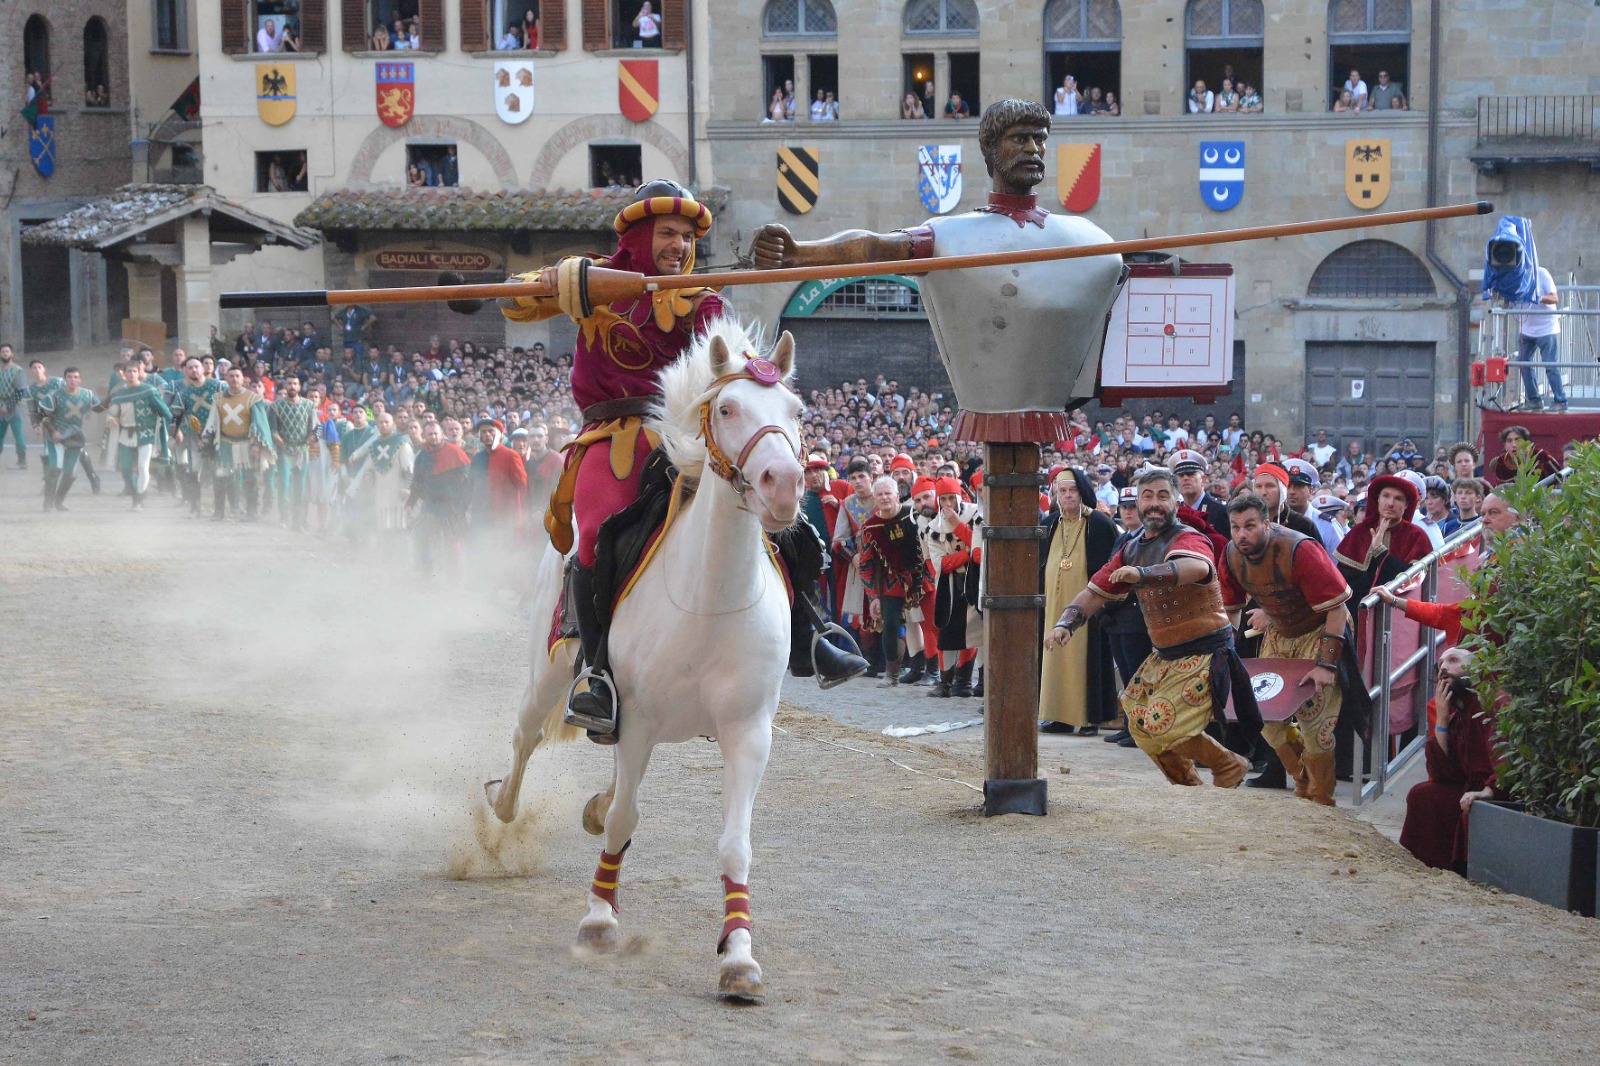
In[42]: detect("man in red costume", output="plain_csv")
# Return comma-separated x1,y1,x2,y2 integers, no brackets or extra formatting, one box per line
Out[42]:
408,420,472,575
500,181,865,738
470,417,528,535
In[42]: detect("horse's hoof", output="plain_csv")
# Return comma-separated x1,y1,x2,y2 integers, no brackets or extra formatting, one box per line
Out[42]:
483,779,516,824
581,791,611,836
575,919,620,954
718,961,765,1000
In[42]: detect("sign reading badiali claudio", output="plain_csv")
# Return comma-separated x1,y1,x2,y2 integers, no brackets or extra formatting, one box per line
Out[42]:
916,145,962,214
494,61,533,124
373,250,498,272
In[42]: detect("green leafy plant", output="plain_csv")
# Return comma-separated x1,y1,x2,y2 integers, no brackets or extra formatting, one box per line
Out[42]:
1465,441,1600,828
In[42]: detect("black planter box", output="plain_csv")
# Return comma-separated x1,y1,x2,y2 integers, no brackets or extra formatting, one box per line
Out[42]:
1467,800,1598,917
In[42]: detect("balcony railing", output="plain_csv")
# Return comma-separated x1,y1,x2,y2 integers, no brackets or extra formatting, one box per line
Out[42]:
1476,94,1599,143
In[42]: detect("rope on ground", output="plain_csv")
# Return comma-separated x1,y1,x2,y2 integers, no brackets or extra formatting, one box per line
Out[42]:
772,724,985,794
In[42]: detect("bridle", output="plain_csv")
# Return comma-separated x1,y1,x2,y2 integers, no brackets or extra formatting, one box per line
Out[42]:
696,355,800,500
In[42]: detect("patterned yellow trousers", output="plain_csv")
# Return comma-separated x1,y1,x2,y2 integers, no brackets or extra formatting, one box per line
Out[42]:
1122,651,1216,756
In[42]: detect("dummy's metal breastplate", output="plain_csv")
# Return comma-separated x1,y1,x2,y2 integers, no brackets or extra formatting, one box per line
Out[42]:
919,211,1125,413
1227,527,1325,638
1124,521,1230,649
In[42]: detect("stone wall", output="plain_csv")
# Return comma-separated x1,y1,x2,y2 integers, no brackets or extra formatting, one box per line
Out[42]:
702,0,1600,448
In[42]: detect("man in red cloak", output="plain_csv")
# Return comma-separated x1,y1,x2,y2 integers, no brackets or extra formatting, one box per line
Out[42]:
500,181,864,739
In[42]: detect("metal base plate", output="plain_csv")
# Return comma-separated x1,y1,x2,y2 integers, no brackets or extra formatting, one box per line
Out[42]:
982,778,1048,817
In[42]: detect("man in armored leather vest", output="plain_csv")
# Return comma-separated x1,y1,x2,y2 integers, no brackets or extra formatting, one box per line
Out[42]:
1045,468,1261,787
499,180,866,741
1220,491,1355,806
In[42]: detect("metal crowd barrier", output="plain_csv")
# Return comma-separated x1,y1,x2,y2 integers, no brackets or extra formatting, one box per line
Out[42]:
1346,465,1569,806
1477,294,1600,411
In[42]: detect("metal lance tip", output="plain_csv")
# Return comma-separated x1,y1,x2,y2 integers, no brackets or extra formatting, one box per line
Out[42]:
440,271,484,315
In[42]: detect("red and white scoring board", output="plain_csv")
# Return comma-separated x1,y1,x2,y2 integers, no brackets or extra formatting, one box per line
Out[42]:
1099,263,1235,403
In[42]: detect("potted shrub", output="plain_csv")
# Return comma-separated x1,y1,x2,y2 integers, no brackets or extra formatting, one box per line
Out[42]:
1464,441,1600,916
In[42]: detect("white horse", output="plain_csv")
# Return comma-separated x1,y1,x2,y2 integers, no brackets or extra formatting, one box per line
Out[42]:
485,316,804,999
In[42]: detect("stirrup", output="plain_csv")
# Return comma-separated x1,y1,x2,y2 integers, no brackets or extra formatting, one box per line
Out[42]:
812,623,867,691
564,666,619,734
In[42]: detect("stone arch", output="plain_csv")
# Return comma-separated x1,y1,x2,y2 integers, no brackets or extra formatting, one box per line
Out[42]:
346,116,518,189
529,115,690,189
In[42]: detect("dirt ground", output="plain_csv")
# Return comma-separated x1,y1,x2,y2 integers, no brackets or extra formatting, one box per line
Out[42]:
3,426,1599,1065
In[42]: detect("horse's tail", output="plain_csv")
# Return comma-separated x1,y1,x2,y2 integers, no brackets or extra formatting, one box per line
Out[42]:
488,540,583,823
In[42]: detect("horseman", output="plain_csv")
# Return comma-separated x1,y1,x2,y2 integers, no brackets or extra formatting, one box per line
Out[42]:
499,180,866,740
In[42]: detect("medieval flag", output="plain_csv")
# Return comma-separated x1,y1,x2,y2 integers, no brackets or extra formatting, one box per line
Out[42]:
1345,138,1391,210
256,64,295,126
169,76,201,121
28,116,55,178
619,59,658,123
777,146,820,215
1056,143,1101,212
1199,141,1244,212
376,61,415,128
494,60,534,124
916,145,962,215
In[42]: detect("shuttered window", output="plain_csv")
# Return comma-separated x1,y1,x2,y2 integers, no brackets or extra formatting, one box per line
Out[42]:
341,0,366,51
221,0,248,55
541,0,567,50
418,0,445,50
661,0,684,48
460,1,487,51
582,0,609,51
300,0,327,52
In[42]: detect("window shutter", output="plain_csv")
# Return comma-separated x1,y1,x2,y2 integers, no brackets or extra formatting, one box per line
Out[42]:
221,0,247,55
460,0,486,51
582,0,609,51
540,0,567,50
661,0,684,49
341,0,367,51
418,0,446,50
300,0,327,52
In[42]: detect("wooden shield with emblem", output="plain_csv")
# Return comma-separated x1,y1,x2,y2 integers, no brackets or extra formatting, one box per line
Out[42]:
1345,139,1391,210
1056,143,1101,212
619,59,658,123
256,64,296,126
1222,658,1320,722
777,147,820,215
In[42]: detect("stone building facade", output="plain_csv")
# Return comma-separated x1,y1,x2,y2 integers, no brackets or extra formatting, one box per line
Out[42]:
196,0,708,347
701,0,1600,448
2,1,137,353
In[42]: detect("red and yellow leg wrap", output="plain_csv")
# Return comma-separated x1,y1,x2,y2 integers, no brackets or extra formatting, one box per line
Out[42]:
717,875,752,954
590,840,630,913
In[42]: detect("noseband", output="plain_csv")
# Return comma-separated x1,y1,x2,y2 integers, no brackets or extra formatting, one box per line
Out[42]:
697,355,799,497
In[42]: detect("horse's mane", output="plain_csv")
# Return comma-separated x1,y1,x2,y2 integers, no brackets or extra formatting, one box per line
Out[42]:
650,315,786,492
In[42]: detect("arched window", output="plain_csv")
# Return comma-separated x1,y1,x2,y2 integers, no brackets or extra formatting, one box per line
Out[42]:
903,0,978,35
83,18,111,108
1307,240,1435,299
1327,0,1412,112
1183,0,1263,109
763,0,837,37
1043,0,1122,113
24,15,51,80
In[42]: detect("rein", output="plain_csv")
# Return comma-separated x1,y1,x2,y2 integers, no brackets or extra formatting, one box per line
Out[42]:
696,356,799,499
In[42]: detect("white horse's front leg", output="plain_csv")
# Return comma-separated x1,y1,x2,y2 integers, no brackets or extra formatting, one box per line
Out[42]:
576,735,653,953
716,719,772,999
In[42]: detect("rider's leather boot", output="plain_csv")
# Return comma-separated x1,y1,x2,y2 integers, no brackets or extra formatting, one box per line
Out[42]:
772,518,869,687
53,473,74,511
897,655,926,685
565,562,619,743
952,659,976,698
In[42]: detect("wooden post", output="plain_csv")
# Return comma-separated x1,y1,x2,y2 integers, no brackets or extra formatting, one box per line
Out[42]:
980,442,1047,816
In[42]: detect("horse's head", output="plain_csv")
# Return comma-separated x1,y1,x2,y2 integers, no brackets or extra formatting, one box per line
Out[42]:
704,331,804,532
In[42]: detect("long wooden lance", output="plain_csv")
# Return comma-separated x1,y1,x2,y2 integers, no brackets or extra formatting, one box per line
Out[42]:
220,201,1492,310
